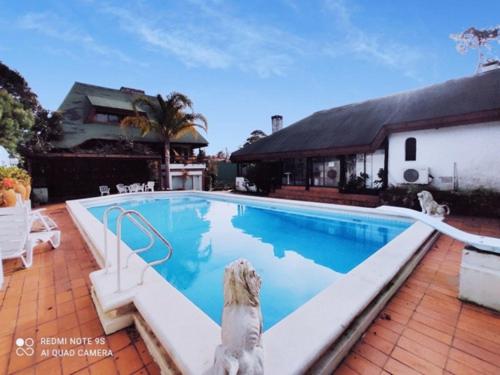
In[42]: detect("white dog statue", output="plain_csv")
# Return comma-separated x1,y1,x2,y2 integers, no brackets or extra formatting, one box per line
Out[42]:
417,190,450,216
213,259,264,375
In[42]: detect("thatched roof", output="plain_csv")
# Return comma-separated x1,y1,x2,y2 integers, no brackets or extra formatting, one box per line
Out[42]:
232,69,500,161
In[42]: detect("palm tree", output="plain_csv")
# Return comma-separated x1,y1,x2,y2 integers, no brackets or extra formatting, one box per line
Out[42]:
121,92,207,189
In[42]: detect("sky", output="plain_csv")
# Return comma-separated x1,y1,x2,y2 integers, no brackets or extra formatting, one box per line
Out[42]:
1,0,499,154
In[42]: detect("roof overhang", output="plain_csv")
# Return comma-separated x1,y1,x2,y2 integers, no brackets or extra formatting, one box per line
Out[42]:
231,109,500,162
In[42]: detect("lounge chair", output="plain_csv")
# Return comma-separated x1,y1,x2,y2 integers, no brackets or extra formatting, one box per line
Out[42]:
116,184,129,194
14,195,61,248
0,206,60,268
99,185,110,196
145,181,155,192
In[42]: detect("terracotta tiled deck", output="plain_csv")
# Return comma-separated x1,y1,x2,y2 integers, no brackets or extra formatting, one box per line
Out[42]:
1,205,499,374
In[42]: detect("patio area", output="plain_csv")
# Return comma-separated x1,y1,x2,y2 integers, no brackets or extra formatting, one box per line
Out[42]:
0,205,499,375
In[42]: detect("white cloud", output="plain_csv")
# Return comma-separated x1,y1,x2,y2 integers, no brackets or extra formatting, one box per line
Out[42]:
323,0,425,78
18,12,138,65
100,2,306,77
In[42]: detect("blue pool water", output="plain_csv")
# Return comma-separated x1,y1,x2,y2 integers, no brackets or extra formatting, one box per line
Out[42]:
88,196,410,330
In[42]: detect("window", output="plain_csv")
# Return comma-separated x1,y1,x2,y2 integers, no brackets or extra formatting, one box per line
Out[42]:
405,137,416,161
282,158,306,185
93,112,124,124
312,157,340,187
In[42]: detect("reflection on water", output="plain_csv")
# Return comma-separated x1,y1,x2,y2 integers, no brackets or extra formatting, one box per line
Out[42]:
89,197,409,330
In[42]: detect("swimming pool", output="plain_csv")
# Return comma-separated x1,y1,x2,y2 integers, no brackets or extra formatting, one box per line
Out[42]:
69,191,435,374
88,195,410,330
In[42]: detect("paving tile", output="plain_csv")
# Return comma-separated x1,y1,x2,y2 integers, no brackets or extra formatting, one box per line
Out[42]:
397,335,447,368
383,358,420,375
406,320,453,345
344,353,382,375
35,357,62,375
133,338,153,366
145,362,161,375
61,345,88,375
114,346,143,375
391,346,443,375
107,332,131,353
448,348,500,375
353,341,388,368
452,337,500,368
3,205,500,375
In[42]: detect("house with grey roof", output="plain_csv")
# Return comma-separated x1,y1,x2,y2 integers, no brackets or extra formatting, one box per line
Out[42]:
27,82,208,201
231,66,500,203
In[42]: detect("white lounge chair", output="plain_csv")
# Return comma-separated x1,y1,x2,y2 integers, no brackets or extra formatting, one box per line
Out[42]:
145,181,155,192
116,184,129,194
14,195,60,248
99,185,110,196
0,206,60,268
30,208,61,248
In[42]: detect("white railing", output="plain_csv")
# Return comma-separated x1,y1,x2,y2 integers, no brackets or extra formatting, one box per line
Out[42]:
103,206,154,273
102,206,174,292
377,205,500,253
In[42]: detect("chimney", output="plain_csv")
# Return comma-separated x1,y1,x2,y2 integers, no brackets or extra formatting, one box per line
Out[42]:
120,86,145,95
271,115,283,134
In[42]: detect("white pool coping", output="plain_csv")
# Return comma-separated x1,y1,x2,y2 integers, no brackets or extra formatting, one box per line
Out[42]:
66,191,434,374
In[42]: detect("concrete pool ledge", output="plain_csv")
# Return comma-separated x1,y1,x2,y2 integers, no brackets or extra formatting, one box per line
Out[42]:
66,191,434,374
264,221,434,374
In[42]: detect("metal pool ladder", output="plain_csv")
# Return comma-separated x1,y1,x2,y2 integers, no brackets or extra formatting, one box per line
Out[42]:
102,206,174,292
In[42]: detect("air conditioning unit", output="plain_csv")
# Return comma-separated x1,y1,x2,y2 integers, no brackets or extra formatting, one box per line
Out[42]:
402,167,429,184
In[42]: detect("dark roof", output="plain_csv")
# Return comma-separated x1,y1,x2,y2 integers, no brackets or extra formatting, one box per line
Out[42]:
232,69,500,161
53,82,208,149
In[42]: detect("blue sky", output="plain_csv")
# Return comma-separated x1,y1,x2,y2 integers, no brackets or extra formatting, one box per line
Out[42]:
1,0,499,153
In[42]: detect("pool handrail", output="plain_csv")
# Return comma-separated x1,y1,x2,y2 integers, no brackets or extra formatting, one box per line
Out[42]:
115,210,174,292
377,205,500,254
102,206,154,273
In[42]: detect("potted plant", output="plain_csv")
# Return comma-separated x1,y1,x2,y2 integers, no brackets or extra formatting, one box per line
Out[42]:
1,177,17,207
0,166,32,204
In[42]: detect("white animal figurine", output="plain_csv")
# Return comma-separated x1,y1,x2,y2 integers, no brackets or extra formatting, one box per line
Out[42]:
417,190,450,217
213,259,264,375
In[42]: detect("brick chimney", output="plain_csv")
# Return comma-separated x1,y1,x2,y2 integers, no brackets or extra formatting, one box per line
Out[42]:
271,115,283,134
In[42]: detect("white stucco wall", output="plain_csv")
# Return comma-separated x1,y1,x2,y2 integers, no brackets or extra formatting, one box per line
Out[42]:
355,149,385,188
388,121,500,191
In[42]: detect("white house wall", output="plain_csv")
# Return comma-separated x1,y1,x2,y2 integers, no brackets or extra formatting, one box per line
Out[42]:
388,121,500,191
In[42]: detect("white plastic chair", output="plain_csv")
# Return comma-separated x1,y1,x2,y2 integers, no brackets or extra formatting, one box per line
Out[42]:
128,183,139,193
145,181,155,192
137,183,145,192
0,206,60,268
99,185,110,196
116,184,129,194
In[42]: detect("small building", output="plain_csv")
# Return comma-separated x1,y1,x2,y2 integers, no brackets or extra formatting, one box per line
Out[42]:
27,82,208,201
231,68,500,200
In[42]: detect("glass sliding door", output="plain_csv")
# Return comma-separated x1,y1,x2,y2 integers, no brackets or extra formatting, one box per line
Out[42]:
282,158,307,185
311,157,340,187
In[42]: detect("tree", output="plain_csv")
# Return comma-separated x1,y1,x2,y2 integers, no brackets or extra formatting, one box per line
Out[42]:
0,61,62,154
450,26,500,71
25,109,63,152
0,90,34,156
121,92,207,189
0,61,39,111
243,129,267,147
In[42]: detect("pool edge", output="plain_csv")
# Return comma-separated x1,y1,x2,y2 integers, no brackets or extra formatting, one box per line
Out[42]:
67,191,433,375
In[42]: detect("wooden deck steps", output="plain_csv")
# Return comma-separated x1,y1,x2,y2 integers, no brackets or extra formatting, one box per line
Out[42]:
269,186,380,207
